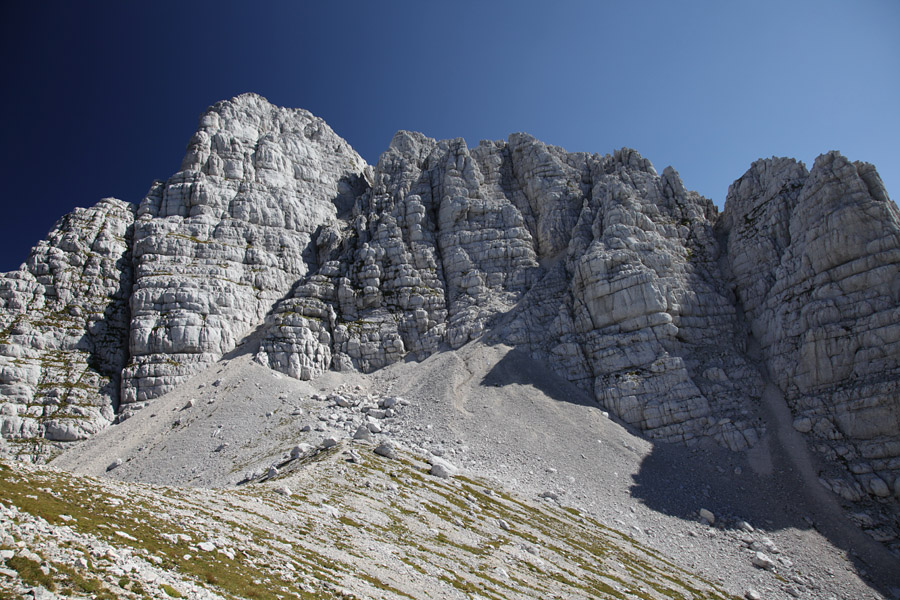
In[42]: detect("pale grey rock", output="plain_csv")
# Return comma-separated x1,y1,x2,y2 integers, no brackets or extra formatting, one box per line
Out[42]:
373,441,398,459
429,463,451,479
1,93,898,565
256,134,765,448
699,508,715,524
428,456,458,479
0,198,134,452
751,551,776,570
721,151,900,528
289,444,308,459
122,93,368,406
352,425,374,442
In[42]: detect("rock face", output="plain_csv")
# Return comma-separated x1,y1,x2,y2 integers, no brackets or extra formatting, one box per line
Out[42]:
258,132,764,450
0,96,897,545
0,198,134,454
121,94,368,408
721,152,900,538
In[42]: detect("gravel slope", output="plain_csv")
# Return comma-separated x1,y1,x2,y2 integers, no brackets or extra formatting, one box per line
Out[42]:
53,338,900,600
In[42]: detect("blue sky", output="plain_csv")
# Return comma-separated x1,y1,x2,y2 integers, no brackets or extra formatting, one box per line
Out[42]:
1,0,898,272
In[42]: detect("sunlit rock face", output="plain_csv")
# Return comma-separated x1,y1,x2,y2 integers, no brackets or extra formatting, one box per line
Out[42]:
258,133,765,451
1,96,898,544
0,198,134,454
121,93,369,409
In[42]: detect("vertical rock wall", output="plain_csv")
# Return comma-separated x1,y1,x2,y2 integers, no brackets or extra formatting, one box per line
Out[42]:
722,152,900,542
257,134,766,450
0,92,897,540
121,94,368,407
0,198,134,456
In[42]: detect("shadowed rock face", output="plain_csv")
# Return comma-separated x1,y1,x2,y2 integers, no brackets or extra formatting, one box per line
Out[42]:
0,95,897,547
721,152,900,509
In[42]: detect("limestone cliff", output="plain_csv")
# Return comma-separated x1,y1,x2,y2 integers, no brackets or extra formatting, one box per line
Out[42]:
0,95,897,547
0,198,134,456
257,132,765,451
721,153,900,537
122,94,368,408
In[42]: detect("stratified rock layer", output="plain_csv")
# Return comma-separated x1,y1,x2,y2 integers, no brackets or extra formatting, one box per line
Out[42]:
258,133,765,450
0,198,134,454
122,93,368,407
722,152,900,544
0,96,897,548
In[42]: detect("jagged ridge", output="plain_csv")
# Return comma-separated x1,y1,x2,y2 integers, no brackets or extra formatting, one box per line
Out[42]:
0,94,898,552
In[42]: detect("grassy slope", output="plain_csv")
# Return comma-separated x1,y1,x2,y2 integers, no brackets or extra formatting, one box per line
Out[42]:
0,443,739,600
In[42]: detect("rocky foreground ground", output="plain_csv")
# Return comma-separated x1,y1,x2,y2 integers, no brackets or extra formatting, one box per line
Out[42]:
13,339,892,600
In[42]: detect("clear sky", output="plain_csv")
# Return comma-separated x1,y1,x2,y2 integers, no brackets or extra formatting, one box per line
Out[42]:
1,0,898,272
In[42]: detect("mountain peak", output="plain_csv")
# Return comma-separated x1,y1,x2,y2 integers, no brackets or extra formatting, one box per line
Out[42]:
1,97,899,581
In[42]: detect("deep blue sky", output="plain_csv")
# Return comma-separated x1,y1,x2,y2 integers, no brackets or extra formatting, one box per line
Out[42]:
1,1,898,272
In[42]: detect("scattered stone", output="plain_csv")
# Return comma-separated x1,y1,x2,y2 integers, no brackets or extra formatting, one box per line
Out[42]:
758,536,778,554
428,456,458,479
752,552,776,570
290,444,312,459
699,508,715,525
197,541,216,552
374,441,398,460
430,463,452,479
353,426,374,442
106,458,123,472
319,437,339,450
792,417,812,433
274,486,292,497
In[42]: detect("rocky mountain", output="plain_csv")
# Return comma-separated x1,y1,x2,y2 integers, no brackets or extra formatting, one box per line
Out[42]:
1,93,899,597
